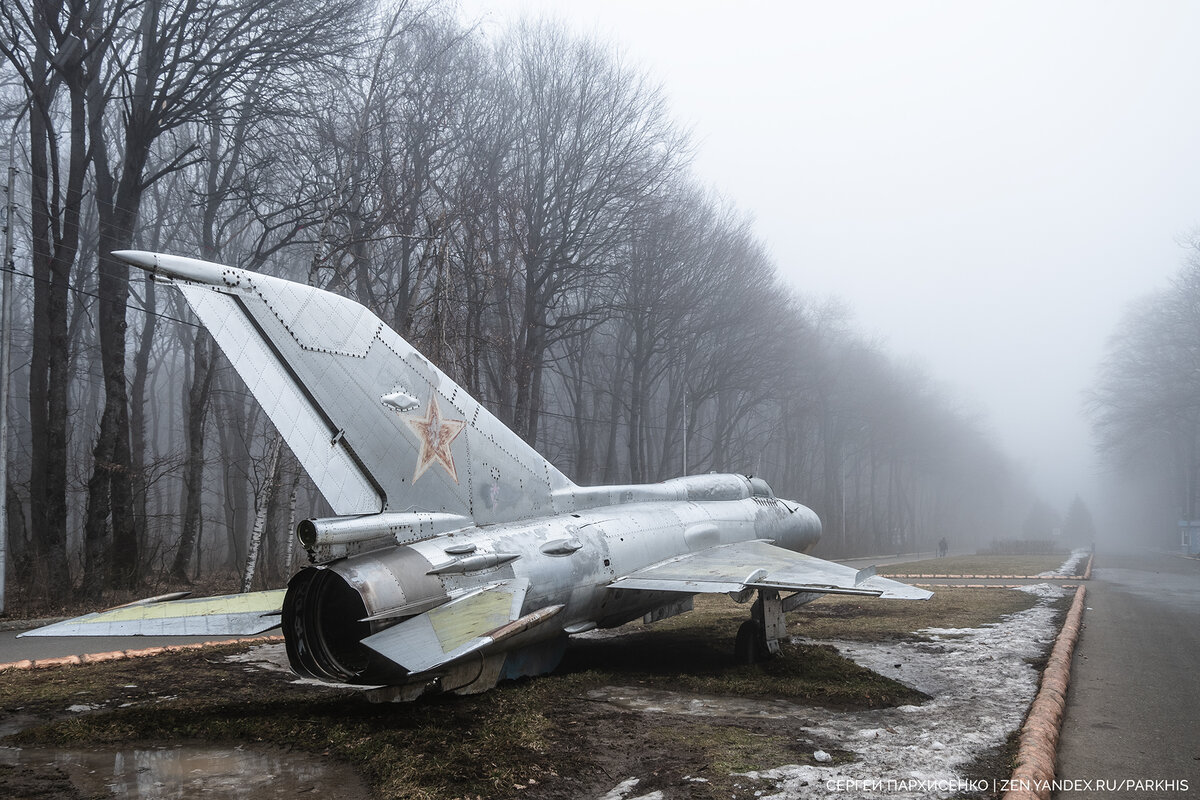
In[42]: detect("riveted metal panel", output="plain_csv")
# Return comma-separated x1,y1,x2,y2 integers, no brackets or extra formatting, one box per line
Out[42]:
168,259,576,524
178,284,382,514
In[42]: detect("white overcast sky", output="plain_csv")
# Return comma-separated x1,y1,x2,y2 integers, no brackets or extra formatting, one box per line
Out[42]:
457,0,1200,510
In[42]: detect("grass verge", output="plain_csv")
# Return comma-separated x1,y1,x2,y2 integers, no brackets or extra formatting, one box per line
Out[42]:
789,587,1040,641
878,554,1068,576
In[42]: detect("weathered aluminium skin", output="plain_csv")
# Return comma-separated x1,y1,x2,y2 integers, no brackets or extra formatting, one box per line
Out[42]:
25,251,930,700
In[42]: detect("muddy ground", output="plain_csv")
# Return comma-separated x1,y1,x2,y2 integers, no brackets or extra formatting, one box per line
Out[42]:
0,588,1061,800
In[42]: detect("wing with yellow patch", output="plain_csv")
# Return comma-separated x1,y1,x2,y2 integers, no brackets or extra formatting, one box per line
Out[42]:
18,590,285,637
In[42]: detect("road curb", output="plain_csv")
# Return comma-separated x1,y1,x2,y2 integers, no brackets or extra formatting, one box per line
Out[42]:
1002,584,1087,800
0,634,284,672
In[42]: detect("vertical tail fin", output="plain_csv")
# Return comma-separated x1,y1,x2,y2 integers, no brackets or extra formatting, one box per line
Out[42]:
116,251,573,524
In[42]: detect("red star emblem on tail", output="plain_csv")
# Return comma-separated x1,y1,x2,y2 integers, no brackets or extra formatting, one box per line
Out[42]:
406,395,467,484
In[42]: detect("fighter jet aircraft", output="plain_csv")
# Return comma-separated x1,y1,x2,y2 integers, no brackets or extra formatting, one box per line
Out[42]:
25,250,930,699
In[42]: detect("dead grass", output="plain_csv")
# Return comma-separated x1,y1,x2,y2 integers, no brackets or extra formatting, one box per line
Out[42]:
0,640,915,800
652,721,851,775
878,554,1069,577
791,587,1040,641
635,588,1039,643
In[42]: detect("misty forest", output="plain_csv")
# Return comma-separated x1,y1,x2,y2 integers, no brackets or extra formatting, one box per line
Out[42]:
1091,246,1200,545
0,0,1126,612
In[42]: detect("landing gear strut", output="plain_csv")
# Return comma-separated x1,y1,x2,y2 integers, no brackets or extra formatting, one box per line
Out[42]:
734,588,785,664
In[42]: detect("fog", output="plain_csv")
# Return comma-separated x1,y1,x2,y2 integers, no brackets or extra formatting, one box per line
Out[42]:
5,0,1190,606
460,0,1200,514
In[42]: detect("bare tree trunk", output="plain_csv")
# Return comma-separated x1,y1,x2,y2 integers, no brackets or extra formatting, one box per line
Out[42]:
83,0,158,591
171,333,214,581
218,382,258,572
260,442,294,587
282,458,303,577
130,275,157,568
242,435,281,593
6,483,29,588
655,376,685,481
21,17,89,602
601,344,630,484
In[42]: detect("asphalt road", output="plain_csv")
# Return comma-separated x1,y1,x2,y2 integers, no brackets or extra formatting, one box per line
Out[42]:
1056,549,1200,797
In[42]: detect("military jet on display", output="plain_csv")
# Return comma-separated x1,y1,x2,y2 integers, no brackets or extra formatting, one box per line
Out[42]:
24,250,930,700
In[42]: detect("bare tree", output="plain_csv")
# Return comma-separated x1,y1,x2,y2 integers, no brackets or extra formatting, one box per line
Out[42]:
494,21,687,445
0,0,112,601
76,0,363,594
0,4,1025,604
1090,251,1200,540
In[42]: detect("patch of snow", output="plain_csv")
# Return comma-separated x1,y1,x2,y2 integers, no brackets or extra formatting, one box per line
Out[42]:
585,687,807,720
1037,549,1088,578
66,704,98,713
732,590,1063,799
598,777,641,800
915,628,975,638
1017,582,1068,599
596,777,665,800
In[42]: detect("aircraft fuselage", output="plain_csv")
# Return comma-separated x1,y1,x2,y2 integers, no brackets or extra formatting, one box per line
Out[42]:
283,476,821,691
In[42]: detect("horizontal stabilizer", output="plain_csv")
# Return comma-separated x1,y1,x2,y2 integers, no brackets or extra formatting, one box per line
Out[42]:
18,590,286,637
362,579,551,673
609,540,932,600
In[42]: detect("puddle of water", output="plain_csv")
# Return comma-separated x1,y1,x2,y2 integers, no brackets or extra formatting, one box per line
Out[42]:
0,712,40,737
0,742,372,799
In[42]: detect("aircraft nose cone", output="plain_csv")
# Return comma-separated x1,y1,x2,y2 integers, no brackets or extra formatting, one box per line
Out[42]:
777,500,821,550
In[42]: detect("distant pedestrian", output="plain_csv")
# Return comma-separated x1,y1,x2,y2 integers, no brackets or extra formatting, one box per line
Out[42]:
938,537,948,558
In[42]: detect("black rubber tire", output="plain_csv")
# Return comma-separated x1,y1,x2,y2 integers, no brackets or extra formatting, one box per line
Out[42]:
734,619,763,664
